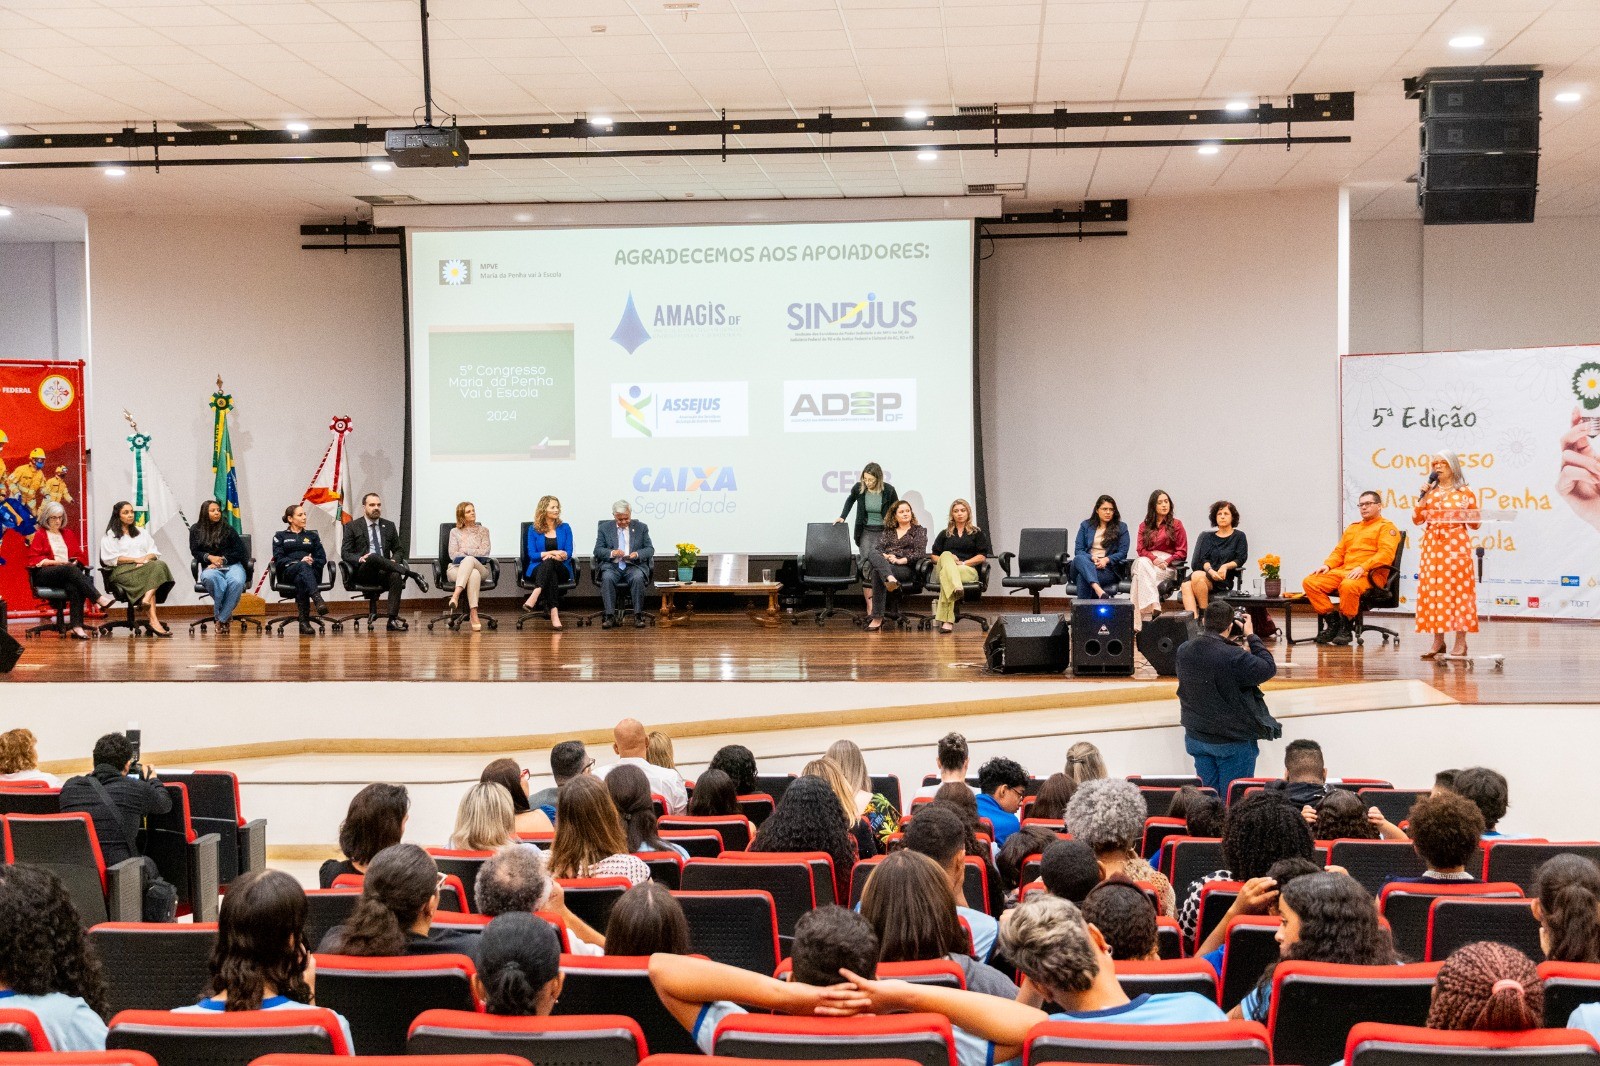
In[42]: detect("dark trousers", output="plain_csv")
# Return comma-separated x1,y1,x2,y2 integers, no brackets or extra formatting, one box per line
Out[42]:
353,556,407,618
1185,735,1259,797
280,561,319,615
528,560,567,608
869,562,916,619
33,564,99,627
599,565,646,616
1073,554,1117,599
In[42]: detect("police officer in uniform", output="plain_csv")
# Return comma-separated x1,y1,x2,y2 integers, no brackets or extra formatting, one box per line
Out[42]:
273,503,328,635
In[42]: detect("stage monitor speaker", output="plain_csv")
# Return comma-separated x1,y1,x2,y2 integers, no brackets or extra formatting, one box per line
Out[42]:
1137,611,1200,678
0,630,21,674
984,614,1069,674
1071,600,1135,677
1410,66,1541,226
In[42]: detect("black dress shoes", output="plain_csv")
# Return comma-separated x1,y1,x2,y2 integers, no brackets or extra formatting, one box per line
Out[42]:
312,591,329,616
408,571,430,593
601,614,616,630
635,615,647,628
388,618,409,632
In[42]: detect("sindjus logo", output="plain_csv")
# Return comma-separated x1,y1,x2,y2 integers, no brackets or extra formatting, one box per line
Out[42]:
439,259,471,285
632,466,738,493
787,292,917,332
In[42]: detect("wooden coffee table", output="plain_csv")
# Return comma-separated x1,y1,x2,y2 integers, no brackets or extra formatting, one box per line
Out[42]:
657,582,783,628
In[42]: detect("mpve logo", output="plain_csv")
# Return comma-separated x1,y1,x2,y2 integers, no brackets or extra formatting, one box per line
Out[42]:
632,466,738,493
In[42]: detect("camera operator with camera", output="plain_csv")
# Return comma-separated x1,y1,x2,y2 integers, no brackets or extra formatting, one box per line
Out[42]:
59,730,179,921
1175,601,1282,796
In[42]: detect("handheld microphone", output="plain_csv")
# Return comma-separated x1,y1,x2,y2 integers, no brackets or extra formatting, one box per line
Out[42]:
1421,470,1439,496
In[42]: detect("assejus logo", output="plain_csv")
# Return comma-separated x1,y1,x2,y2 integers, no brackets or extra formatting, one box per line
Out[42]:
439,259,471,285
617,386,654,437
632,466,737,493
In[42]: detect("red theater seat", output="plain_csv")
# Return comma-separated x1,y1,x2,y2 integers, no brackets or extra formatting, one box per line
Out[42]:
553,877,633,930
407,1009,647,1066
311,953,477,1057
1267,961,1439,1066
1541,961,1600,1028
711,1013,956,1066
89,922,219,1014
1377,880,1523,961
1425,896,1542,962
0,1012,51,1054
1113,958,1220,1004
673,890,780,974
553,955,697,1057
659,814,752,852
106,1007,351,1066
1022,1019,1271,1066
0,1055,157,1066
1345,1022,1600,1066
6,813,143,924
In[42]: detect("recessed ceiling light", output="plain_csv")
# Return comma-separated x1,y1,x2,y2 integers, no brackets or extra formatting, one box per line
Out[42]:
103,166,127,177
286,121,309,132
1449,34,1485,49
1197,143,1220,155
370,161,392,172
0,128,9,139
904,109,928,122
590,24,606,33
0,207,11,217
514,212,532,222
917,149,939,162
1555,91,1582,104
590,115,612,126
1224,100,1250,113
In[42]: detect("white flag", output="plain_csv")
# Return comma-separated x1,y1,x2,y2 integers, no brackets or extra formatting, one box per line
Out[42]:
142,458,186,536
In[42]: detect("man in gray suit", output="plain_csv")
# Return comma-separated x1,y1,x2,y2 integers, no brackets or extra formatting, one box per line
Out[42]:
593,499,655,628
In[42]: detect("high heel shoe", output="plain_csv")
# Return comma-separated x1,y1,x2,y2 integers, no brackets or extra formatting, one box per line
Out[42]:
1420,646,1446,660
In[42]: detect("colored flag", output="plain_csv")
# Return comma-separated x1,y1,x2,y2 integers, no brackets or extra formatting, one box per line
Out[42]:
302,416,353,524
210,388,241,532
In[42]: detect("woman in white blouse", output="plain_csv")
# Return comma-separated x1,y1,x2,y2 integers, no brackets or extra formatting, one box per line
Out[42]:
25,501,113,640
100,500,177,637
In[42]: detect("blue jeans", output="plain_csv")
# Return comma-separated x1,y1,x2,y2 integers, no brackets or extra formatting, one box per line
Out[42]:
1072,553,1117,599
199,563,247,622
1184,735,1259,797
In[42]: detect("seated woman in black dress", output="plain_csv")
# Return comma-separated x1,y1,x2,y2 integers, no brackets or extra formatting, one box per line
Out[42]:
521,494,574,630
1183,500,1248,614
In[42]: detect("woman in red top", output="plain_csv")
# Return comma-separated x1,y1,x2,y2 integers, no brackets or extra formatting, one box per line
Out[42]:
1131,489,1187,629
24,500,114,639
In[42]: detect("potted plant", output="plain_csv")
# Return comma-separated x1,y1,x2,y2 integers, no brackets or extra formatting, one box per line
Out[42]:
1259,554,1282,598
675,543,699,583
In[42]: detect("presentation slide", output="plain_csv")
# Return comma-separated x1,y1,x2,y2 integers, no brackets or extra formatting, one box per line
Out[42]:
407,219,974,558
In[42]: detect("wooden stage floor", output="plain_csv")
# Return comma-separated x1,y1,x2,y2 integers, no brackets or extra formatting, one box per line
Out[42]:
6,608,1593,704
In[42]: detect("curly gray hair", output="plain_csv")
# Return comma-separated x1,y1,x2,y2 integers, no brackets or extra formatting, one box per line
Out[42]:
475,843,550,917
1064,777,1147,853
998,893,1100,996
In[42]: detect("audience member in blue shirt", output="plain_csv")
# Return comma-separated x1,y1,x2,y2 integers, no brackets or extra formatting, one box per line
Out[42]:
0,865,110,1052
828,893,1225,1066
975,756,1028,846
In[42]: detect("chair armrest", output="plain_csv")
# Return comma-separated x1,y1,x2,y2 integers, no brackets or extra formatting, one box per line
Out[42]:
432,557,448,584
1055,551,1073,576
1367,562,1397,588
1172,560,1190,580
997,551,1015,577
486,558,502,584
187,832,222,922
238,818,268,876
106,858,145,922
913,556,936,581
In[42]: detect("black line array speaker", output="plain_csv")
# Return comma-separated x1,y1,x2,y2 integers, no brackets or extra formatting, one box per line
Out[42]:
1410,66,1541,225
1071,600,1135,677
1137,611,1200,678
984,614,1069,674
0,631,21,674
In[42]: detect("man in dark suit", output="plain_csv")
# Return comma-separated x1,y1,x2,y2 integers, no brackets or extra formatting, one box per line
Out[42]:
342,492,428,631
593,499,654,629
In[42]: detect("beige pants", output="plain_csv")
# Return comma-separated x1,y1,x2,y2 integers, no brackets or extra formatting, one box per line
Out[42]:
1131,556,1176,621
446,557,489,608
934,552,979,624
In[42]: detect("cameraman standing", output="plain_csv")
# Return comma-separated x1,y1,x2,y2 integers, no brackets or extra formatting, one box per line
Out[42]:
60,732,175,922
1175,601,1282,796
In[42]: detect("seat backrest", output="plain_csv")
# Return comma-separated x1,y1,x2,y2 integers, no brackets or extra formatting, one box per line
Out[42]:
755,775,796,804
1165,839,1225,902
1136,787,1183,819
1378,882,1524,961
1346,1021,1600,1066
660,814,751,852
717,849,839,907
1540,962,1600,1029
850,855,887,907
674,890,780,974
1356,789,1429,825
1219,916,1282,1012
681,858,817,943
7,813,109,924
1140,818,1188,859
303,889,361,950
105,1007,349,1066
425,849,492,913
1327,840,1430,894
803,522,857,578
737,794,776,827
1485,842,1600,893
638,851,684,889
1156,916,1184,961
157,772,245,885
1268,961,1439,1066
1195,881,1244,952
435,522,452,573
1023,1019,1272,1066
0,1010,50,1054
0,788,63,816
0,1053,160,1066
1426,897,1542,962
554,877,632,931
1362,532,1407,608
960,858,989,914
89,923,218,1014
1112,959,1220,1004
660,830,722,858
311,953,477,1056
143,783,204,907
1014,528,1070,576
870,776,902,817
407,1008,647,1066
554,955,699,1056
712,1012,956,1066
1224,778,1273,807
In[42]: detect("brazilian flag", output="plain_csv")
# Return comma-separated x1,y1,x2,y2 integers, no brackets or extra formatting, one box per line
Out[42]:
210,390,242,532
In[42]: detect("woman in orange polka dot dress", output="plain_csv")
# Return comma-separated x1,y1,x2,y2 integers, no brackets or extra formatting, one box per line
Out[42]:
1414,450,1481,659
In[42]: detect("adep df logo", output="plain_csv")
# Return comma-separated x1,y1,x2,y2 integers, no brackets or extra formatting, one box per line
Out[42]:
632,466,738,492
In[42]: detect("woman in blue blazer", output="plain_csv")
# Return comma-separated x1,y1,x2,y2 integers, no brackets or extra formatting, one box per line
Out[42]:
521,494,575,629
1073,494,1130,599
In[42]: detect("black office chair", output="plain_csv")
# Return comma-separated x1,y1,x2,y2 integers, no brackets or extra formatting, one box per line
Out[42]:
792,522,861,626
1070,555,1134,599
583,559,657,627
267,557,340,635
188,533,261,634
923,559,991,632
1351,532,1407,645
24,564,77,637
428,522,501,632
998,528,1071,611
331,558,391,632
868,554,933,630
97,561,174,638
516,521,579,629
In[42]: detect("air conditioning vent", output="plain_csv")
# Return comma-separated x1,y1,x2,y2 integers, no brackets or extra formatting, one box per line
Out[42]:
958,104,998,116
175,121,260,132
967,183,1026,194
354,194,427,206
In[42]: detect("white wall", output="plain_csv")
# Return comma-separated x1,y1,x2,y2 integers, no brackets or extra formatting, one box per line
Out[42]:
1351,216,1600,354
977,188,1346,593
85,214,404,601
0,242,86,360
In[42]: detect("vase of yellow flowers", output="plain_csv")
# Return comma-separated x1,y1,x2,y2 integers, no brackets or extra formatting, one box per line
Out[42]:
675,543,699,583
1259,554,1282,599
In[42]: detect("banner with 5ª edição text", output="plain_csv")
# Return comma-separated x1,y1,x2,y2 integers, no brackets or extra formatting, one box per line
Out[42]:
1340,345,1600,620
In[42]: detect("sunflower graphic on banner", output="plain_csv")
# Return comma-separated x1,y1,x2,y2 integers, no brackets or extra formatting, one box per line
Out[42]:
210,381,242,532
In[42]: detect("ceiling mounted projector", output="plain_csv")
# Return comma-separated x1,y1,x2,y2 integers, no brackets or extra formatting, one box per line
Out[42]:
384,125,468,168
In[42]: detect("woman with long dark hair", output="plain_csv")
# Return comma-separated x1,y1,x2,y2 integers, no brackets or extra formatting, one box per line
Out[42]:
480,758,553,835
865,499,927,632
100,499,176,636
1072,494,1128,601
1130,489,1186,628
604,882,691,956
835,461,898,616
317,843,479,960
547,775,649,885
474,913,564,1016
320,783,409,888
1536,855,1600,964
606,764,688,858
0,865,108,1051
686,768,740,817
190,498,248,631
707,745,758,796
1233,871,1396,1022
859,850,1017,997
750,775,857,903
